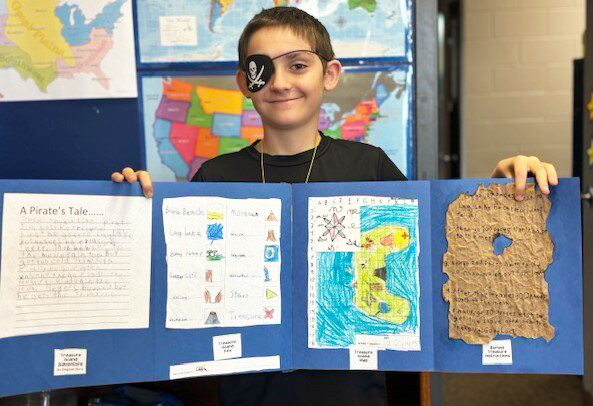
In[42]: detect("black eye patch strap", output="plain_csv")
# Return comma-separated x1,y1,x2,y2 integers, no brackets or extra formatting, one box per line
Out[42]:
244,50,331,93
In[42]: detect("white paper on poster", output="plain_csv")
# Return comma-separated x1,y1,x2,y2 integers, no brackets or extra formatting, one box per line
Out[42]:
170,356,280,379
162,197,282,329
0,193,152,338
355,333,421,351
159,16,198,46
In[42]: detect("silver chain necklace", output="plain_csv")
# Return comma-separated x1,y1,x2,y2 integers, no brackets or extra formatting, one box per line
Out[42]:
260,133,319,183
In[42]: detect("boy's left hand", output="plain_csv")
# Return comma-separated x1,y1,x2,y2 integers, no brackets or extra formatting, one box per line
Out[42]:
491,155,558,201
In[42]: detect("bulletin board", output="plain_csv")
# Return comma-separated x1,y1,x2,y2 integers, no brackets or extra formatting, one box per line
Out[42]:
0,0,427,182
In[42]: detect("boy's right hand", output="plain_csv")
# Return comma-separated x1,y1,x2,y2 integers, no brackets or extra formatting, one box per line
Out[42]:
111,167,153,198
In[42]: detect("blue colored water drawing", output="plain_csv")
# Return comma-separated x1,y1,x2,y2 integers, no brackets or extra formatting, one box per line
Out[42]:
207,223,223,242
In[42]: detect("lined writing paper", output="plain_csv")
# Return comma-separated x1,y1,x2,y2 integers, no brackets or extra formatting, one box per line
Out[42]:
0,193,152,338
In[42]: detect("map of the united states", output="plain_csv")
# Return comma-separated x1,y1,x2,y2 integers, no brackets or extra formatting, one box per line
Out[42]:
153,80,262,178
0,0,136,101
142,69,411,182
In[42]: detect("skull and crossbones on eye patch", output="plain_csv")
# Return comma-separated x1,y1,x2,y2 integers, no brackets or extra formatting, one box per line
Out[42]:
246,55,270,92
244,50,331,92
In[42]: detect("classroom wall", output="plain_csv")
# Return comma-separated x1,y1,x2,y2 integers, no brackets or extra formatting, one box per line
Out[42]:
462,0,585,178
0,99,141,181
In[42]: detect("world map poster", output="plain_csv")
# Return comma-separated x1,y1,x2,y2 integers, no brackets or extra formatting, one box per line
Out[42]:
140,66,413,181
0,0,136,101
136,0,412,63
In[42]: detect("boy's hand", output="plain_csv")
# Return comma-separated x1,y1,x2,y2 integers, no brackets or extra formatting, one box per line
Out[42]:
111,167,153,198
491,155,558,201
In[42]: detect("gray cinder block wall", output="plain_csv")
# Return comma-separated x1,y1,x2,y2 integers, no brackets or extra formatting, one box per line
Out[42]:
462,0,585,178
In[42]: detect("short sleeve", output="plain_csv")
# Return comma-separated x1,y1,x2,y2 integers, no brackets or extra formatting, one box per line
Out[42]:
190,167,205,182
377,148,407,181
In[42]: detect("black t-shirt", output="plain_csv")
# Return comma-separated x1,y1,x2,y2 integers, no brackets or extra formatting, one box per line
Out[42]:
191,134,406,183
191,134,406,406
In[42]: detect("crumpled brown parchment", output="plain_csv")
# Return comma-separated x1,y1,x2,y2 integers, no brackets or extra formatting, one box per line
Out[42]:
442,183,555,344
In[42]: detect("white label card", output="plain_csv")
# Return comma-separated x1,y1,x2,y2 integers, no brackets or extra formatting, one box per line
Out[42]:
349,347,378,370
54,349,87,376
482,339,513,365
213,333,242,360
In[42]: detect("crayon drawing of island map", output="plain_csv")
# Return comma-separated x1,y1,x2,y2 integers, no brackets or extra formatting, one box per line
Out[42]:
307,196,420,351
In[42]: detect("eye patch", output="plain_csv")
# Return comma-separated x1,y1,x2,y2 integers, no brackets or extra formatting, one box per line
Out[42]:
245,54,274,93
244,50,330,93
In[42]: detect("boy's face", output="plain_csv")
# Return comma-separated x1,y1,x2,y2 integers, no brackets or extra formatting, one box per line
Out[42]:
237,26,340,132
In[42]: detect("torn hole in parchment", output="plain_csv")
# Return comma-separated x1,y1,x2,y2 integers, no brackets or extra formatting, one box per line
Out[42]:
492,234,512,256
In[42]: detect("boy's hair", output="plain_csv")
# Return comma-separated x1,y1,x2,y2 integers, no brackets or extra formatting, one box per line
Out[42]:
238,7,335,71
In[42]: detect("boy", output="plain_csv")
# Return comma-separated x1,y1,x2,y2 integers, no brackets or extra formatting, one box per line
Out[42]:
114,7,558,404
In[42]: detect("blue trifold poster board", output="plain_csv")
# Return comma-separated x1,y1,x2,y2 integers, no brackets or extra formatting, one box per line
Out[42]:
0,178,583,398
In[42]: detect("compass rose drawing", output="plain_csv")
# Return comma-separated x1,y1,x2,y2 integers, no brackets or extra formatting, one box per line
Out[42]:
322,213,346,241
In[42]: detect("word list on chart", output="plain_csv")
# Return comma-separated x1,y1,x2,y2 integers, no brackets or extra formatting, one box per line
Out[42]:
163,197,281,329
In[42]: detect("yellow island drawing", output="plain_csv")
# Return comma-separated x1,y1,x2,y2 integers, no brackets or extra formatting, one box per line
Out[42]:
353,226,411,324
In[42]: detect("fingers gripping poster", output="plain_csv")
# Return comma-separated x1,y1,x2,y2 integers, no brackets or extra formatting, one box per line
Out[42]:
307,196,420,351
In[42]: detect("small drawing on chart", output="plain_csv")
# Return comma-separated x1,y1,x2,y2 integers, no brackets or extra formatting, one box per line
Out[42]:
266,209,278,222
263,266,271,282
263,265,279,283
204,310,221,325
265,287,279,302
206,245,223,261
207,205,224,220
322,213,346,241
207,223,224,242
205,266,221,283
264,245,280,262
265,227,278,242
204,286,222,303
